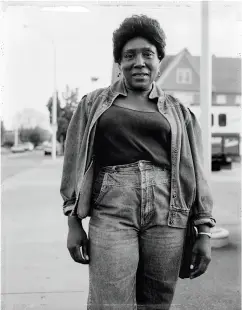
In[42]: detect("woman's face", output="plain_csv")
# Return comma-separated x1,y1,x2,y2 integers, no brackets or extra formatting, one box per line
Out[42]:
119,37,161,91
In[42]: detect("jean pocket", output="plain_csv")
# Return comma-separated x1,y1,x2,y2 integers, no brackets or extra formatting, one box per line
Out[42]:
92,172,108,205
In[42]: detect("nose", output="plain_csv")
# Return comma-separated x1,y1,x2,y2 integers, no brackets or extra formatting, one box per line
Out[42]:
134,54,145,67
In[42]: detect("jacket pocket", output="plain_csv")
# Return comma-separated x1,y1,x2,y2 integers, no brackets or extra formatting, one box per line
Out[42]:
168,209,189,228
92,171,108,205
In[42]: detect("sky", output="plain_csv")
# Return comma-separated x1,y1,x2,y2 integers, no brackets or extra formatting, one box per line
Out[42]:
1,1,242,129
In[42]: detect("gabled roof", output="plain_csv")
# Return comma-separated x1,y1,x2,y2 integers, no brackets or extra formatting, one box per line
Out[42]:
156,48,207,89
158,55,174,75
157,48,241,94
210,57,241,93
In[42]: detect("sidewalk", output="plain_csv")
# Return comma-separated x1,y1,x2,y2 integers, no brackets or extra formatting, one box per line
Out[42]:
1,158,241,310
2,158,90,310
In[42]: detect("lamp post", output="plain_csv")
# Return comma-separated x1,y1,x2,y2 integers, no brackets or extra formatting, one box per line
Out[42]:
14,124,18,146
200,1,229,247
200,1,212,180
10,3,90,159
23,24,57,160
52,40,57,160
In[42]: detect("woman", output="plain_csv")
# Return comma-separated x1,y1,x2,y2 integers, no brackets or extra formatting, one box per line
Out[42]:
60,15,216,310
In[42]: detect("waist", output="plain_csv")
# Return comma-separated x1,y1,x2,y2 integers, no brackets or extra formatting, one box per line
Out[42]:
94,160,171,189
101,160,170,172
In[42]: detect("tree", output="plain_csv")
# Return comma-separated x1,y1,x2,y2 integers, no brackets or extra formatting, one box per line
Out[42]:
2,130,14,147
19,126,50,147
28,127,46,147
46,86,79,150
46,92,62,125
62,85,79,110
19,127,31,143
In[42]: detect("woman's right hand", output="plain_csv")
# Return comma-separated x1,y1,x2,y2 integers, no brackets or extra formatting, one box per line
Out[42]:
67,216,90,264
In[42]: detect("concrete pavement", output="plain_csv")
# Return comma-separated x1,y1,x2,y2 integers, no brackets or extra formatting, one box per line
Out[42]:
1,157,241,309
2,157,89,310
1,150,45,182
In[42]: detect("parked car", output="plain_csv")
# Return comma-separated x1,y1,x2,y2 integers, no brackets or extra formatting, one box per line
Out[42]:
35,144,44,150
43,141,62,156
10,144,26,153
23,142,34,151
212,153,232,171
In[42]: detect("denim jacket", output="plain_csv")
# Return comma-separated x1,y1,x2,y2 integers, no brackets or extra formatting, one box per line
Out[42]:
60,78,216,228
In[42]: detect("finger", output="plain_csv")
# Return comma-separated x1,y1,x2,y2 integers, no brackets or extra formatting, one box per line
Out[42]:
74,246,90,264
68,247,88,264
189,253,197,273
82,239,90,262
190,256,209,279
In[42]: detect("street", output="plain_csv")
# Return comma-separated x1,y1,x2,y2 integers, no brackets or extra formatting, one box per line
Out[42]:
1,153,241,310
1,150,45,182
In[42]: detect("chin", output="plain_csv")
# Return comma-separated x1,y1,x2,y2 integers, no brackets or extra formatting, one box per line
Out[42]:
130,81,152,91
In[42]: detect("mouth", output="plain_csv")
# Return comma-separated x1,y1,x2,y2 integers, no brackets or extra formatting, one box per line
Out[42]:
132,73,149,78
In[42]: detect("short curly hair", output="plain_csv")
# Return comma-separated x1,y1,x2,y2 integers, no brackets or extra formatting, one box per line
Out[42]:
112,15,166,64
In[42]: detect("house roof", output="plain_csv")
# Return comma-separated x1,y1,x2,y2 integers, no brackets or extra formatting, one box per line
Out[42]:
210,57,241,93
158,49,241,94
158,55,174,74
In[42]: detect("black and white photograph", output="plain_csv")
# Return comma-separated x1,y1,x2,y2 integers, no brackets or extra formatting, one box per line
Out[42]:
1,1,241,309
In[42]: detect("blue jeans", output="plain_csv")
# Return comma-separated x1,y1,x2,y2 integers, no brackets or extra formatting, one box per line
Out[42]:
88,161,186,310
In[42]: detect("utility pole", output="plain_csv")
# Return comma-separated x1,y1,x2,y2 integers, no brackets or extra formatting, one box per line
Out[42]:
200,1,229,247
52,40,57,160
14,125,18,146
23,24,58,160
200,1,212,180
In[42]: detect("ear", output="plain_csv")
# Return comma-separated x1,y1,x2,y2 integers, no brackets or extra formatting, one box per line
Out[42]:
117,63,122,77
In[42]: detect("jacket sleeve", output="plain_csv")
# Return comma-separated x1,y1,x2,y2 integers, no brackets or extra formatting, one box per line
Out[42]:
186,109,216,227
60,95,89,216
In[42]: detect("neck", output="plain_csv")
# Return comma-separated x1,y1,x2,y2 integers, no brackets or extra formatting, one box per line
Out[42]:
124,81,153,99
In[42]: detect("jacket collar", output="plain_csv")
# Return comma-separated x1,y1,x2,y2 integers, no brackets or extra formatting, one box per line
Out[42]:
110,78,165,101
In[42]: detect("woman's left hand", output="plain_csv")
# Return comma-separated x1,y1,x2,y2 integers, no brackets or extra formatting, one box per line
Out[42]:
190,236,211,279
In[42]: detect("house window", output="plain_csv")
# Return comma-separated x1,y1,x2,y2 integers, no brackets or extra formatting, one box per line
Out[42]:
218,114,227,127
235,95,241,105
211,114,214,126
216,95,226,104
176,68,192,84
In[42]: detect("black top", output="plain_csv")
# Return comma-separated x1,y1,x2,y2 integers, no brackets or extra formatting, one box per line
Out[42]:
94,105,171,168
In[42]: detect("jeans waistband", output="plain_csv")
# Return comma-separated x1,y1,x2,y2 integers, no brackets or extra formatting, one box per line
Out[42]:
100,160,171,173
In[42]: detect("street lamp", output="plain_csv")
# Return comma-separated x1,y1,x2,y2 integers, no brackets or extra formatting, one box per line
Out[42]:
21,5,90,159
51,39,57,160
200,1,212,179
200,1,229,247
23,24,57,160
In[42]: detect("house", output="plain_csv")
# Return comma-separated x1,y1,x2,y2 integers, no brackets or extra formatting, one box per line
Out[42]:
111,48,241,157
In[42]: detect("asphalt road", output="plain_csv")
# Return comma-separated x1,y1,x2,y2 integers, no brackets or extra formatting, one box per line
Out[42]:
1,150,48,181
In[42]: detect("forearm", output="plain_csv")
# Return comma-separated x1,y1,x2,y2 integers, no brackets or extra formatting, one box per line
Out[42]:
196,224,212,241
196,224,211,233
68,215,83,229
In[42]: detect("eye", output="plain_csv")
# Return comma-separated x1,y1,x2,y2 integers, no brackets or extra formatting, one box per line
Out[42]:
143,52,154,58
123,53,134,60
